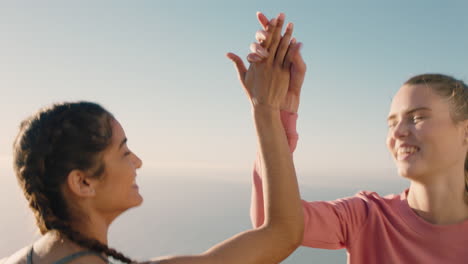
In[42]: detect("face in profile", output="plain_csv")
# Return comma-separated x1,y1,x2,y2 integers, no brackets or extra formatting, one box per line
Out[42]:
92,119,143,215
386,84,467,180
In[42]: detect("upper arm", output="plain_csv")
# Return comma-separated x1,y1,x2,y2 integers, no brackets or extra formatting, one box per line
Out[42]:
1,246,30,264
302,195,370,249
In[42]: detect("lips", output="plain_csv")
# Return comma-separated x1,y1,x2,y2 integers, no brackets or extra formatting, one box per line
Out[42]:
396,144,420,161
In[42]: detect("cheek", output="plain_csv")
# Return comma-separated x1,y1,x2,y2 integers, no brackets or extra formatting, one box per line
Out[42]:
417,121,444,144
417,121,458,159
386,132,394,151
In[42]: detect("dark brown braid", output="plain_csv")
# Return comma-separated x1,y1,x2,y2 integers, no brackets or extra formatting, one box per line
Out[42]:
405,74,468,194
13,102,136,263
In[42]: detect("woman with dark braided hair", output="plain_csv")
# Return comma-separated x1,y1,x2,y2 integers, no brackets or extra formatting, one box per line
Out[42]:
2,13,305,264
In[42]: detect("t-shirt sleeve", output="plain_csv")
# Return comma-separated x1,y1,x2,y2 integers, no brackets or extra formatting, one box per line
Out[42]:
301,195,369,249
250,110,369,250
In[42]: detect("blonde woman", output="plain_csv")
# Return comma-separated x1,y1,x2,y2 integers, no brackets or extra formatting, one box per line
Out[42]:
243,12,468,264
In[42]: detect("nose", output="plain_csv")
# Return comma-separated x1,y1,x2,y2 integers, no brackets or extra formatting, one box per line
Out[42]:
387,120,410,152
133,153,143,169
391,120,410,139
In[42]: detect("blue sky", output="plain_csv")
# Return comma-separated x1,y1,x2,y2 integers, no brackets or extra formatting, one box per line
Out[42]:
1,0,467,185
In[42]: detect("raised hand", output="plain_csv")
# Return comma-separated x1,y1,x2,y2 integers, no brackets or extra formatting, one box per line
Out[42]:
249,12,306,113
227,13,302,111
150,13,304,264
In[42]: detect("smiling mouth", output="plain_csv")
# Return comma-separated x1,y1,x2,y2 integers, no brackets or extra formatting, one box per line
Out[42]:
397,146,420,161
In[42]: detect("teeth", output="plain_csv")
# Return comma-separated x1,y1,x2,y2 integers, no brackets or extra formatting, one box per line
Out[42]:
397,146,419,155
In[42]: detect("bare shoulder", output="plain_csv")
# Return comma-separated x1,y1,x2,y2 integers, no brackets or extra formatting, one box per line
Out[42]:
1,245,30,264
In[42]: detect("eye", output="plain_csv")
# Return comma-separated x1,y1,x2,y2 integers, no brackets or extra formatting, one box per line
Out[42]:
123,147,132,156
412,116,425,122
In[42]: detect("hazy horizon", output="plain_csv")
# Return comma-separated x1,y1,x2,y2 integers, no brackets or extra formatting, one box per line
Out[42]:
1,1,466,263
1,167,409,263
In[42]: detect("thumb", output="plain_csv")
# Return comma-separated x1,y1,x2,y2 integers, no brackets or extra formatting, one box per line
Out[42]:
293,48,306,74
226,52,247,83
291,42,306,73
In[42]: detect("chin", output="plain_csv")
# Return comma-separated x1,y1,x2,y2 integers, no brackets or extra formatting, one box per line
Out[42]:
132,193,144,207
397,164,425,180
123,193,144,210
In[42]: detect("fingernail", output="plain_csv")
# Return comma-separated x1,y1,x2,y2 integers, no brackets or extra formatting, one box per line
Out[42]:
291,37,297,44
287,22,294,31
251,56,261,62
257,47,269,57
278,13,285,20
248,54,262,63
256,31,267,41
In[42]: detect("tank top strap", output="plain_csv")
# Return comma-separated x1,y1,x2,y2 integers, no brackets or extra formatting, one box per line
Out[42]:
27,246,34,264
53,251,110,264
26,245,110,264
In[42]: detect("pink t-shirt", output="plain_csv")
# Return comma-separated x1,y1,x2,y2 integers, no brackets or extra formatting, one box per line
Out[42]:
251,111,468,263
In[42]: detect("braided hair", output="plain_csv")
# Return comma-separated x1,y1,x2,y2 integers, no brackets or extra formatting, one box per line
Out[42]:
13,101,135,263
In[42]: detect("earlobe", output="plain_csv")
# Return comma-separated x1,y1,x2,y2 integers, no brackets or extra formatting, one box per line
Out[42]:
67,170,96,197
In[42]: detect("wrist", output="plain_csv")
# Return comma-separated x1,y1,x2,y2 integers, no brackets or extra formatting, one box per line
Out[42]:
252,106,282,128
280,95,300,113
253,104,281,119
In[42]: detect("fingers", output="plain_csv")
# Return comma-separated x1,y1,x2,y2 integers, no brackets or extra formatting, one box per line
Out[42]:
293,47,307,74
261,17,277,50
247,53,263,63
226,52,247,82
250,42,269,58
250,12,301,68
267,13,285,60
248,41,269,63
283,38,302,70
256,11,269,30
274,22,294,67
255,30,268,44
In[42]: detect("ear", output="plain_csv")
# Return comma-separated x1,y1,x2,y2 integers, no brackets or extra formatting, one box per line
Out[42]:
463,119,468,146
464,119,468,140
67,170,97,198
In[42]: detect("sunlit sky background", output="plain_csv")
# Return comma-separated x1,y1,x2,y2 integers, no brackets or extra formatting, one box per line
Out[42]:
1,0,468,189
1,0,467,261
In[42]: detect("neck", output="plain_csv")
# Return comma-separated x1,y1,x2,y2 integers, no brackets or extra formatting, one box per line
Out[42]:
407,169,468,225
72,212,111,245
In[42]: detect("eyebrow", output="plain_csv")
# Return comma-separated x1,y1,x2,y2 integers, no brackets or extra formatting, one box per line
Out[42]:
119,138,127,149
387,107,432,121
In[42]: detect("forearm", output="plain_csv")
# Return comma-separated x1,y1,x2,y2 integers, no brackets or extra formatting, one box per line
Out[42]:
251,110,299,228
153,226,299,264
250,155,265,228
253,106,303,242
